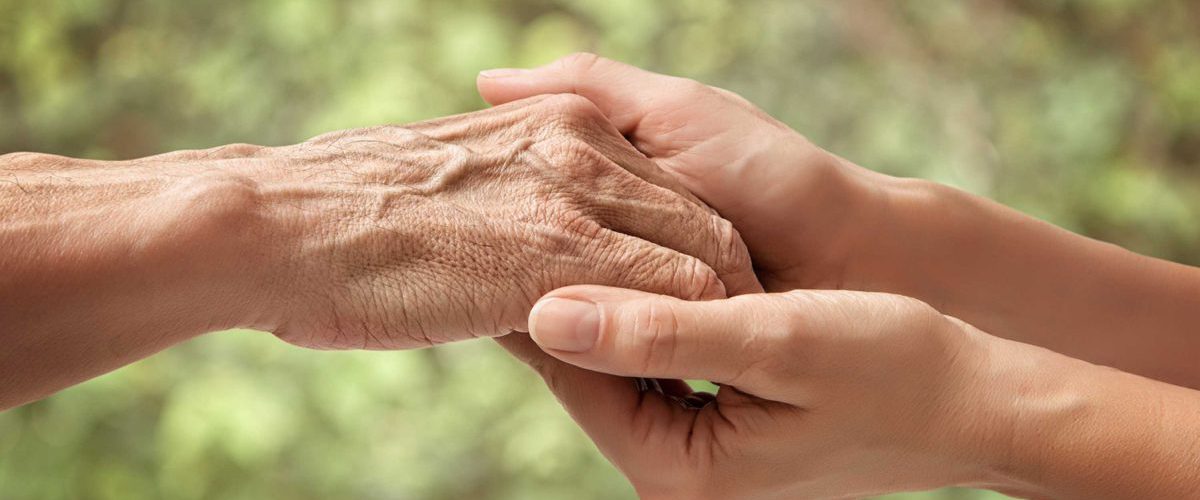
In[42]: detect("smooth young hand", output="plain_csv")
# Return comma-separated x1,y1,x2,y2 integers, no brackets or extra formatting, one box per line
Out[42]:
501,286,1200,499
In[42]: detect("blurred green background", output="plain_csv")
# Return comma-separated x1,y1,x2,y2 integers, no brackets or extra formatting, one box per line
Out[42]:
2,0,1198,498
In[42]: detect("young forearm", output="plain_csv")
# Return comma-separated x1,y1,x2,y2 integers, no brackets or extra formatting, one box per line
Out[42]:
854,176,1200,387
0,152,270,409
972,335,1200,499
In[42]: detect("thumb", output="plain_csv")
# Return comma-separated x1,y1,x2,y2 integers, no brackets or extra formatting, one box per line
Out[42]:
527,284,786,395
477,52,687,135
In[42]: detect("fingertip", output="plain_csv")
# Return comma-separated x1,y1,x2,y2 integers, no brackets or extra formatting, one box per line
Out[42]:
475,71,513,106
476,67,545,106
478,68,529,79
527,297,600,353
476,63,572,106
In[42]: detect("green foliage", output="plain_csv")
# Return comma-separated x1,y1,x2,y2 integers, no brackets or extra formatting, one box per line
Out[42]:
2,1,1198,498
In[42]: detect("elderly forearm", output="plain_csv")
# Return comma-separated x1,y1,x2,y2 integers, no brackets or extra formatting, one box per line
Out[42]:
0,150,272,409
851,175,1200,388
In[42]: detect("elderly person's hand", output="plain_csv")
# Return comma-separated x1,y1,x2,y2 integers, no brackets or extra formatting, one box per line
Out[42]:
500,285,1200,499
255,94,759,349
0,94,758,408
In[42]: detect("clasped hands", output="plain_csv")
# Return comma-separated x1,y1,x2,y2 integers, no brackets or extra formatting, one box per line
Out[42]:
9,52,1196,499
477,55,1016,499
474,55,1200,499
247,54,1010,497
260,54,1194,498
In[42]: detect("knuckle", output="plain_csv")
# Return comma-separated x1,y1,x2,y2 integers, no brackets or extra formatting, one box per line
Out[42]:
543,92,599,115
552,206,604,240
676,256,722,300
618,298,682,375
537,93,603,133
866,292,939,331
762,292,823,358
710,216,750,275
556,51,604,75
777,291,831,339
608,244,719,300
539,136,611,178
892,294,943,334
667,76,714,100
711,84,759,110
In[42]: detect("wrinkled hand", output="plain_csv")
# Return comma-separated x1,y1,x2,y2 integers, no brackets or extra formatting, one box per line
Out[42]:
499,286,1019,499
242,95,758,349
478,54,885,292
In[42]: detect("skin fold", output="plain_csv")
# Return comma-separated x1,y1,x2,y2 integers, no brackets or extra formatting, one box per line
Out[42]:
479,54,1200,498
0,93,758,410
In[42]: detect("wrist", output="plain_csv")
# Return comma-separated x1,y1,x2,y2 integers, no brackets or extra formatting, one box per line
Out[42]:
744,134,883,290
942,331,1045,494
143,153,282,333
892,317,1027,493
950,331,1107,497
820,160,928,289
840,175,984,309
971,342,1200,498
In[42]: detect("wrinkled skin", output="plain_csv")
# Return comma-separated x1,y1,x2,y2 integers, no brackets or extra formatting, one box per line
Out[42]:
0,93,758,409
478,53,872,294
250,94,760,349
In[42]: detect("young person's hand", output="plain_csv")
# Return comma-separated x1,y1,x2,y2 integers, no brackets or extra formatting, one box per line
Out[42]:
479,54,1200,388
499,286,1200,499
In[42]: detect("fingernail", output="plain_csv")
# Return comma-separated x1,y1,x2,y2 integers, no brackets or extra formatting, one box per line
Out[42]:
478,68,529,79
529,298,599,352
